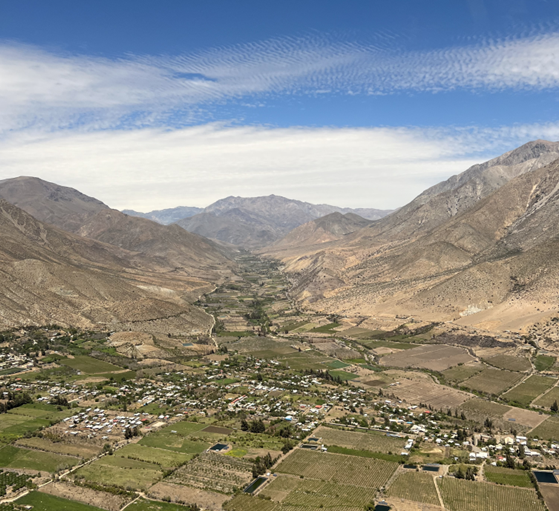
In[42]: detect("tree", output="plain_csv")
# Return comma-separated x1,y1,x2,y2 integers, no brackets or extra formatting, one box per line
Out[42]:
551,400,558,413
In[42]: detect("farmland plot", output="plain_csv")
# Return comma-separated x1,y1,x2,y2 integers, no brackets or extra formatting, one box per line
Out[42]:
438,477,545,511
533,386,559,409
17,491,106,511
275,449,397,489
0,445,79,473
386,471,440,505
484,354,531,372
502,375,557,406
314,425,405,454
170,452,254,494
379,345,473,371
529,417,559,441
461,368,524,395
483,465,533,488
442,364,484,384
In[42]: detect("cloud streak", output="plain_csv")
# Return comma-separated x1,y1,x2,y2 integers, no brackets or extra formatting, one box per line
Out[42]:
1,29,559,132
2,122,559,211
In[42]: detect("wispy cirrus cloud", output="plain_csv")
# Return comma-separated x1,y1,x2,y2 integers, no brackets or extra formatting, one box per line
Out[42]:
1,29,559,132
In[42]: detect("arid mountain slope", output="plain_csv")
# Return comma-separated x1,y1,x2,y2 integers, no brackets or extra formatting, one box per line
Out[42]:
0,200,217,332
0,176,108,232
178,195,391,247
270,212,372,250
274,142,559,331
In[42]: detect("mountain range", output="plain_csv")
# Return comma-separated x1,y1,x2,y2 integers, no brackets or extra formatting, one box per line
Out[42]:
127,195,392,247
263,140,559,331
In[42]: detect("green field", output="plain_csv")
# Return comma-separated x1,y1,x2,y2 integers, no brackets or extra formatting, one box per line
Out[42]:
59,355,122,374
16,491,105,511
138,422,209,453
459,398,511,418
502,375,557,407
16,437,102,458
442,364,484,383
533,385,559,409
484,465,534,488
325,360,350,369
461,368,524,396
115,444,192,468
224,494,277,511
387,471,440,505
529,417,559,441
328,369,359,381
0,445,79,473
309,322,340,333
275,449,397,488
438,477,544,511
316,426,405,454
484,354,531,372
75,455,162,490
534,355,556,372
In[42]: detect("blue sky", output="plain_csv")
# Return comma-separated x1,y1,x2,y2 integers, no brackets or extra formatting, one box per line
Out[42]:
0,0,558,210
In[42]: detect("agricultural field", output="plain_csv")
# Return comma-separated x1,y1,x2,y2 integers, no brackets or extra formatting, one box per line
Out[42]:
59,355,123,374
386,470,440,505
483,465,534,488
328,369,359,381
438,477,545,511
15,436,102,459
391,379,472,409
533,385,559,409
459,399,511,418
528,417,559,441
0,445,79,473
326,360,350,369
534,355,557,372
275,449,398,488
16,491,106,511
501,375,557,407
138,422,210,453
314,425,406,454
224,494,277,511
115,444,192,468
170,451,254,494
442,364,484,384
461,368,524,396
74,454,162,491
484,354,532,372
126,498,196,511
0,470,35,496
379,345,473,371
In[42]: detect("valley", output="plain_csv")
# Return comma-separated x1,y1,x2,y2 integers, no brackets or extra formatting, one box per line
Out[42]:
2,253,559,510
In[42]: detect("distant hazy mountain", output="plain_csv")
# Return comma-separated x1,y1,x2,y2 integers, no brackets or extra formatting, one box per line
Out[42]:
177,194,391,247
122,206,202,224
269,140,559,331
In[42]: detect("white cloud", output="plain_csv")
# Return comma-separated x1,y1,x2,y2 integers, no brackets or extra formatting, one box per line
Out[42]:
1,30,559,132
1,122,558,211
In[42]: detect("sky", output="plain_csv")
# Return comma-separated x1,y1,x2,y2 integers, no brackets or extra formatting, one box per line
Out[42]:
1,0,559,211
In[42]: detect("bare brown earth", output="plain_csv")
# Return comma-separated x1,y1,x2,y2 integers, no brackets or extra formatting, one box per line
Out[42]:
39,481,132,511
384,498,443,511
379,345,473,371
148,481,229,511
539,484,559,511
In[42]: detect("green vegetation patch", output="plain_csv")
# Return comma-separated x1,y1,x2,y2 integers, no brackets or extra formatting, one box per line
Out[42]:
75,455,162,491
59,355,122,374
309,322,340,333
534,386,559,409
387,471,440,505
325,360,350,369
328,369,359,381
442,364,484,383
276,449,397,489
461,368,524,396
317,426,406,454
326,445,405,462
502,375,557,407
438,477,544,511
529,417,559,441
139,422,209,453
225,448,248,458
115,444,192,468
16,491,105,511
484,354,532,372
224,494,276,511
459,398,511,418
534,355,557,372
0,445,79,473
484,465,534,488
